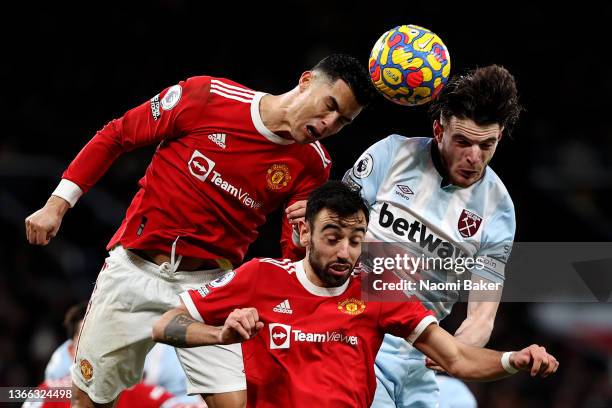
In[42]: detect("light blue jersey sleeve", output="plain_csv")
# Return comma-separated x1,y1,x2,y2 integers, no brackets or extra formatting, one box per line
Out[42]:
472,196,516,284
44,340,73,380
144,343,188,396
342,134,404,206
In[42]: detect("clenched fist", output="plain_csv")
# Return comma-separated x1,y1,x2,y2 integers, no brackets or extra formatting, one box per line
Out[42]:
510,344,559,377
218,308,264,345
25,196,70,245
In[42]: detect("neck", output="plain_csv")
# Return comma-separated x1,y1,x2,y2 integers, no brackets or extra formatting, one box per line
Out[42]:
259,88,299,140
302,258,328,288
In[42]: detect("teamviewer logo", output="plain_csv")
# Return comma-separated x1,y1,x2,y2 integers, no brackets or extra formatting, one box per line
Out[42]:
188,150,216,182
269,323,291,349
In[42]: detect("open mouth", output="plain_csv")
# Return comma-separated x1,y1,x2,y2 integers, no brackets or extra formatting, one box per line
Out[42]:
458,169,478,178
328,263,351,276
306,125,321,141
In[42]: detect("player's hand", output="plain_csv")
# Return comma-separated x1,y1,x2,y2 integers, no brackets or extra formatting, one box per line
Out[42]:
286,200,307,225
25,196,70,245
425,357,447,373
510,345,559,377
219,308,264,345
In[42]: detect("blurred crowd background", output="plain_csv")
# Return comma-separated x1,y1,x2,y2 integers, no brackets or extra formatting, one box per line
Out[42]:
2,1,611,407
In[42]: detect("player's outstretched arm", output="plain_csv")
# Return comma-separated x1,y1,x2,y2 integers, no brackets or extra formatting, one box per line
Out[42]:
25,195,71,245
426,290,501,371
152,305,264,347
413,323,559,381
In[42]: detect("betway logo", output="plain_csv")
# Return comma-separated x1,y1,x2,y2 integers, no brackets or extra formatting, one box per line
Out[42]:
188,150,262,209
269,323,358,349
378,203,466,259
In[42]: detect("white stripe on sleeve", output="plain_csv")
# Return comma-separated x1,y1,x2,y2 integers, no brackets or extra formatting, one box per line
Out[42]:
406,315,438,344
179,292,205,323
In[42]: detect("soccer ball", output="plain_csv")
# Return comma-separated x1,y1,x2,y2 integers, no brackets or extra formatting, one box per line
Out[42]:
369,25,451,106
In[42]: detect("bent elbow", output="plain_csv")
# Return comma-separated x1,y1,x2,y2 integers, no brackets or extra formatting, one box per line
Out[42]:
151,319,165,343
445,361,462,378
443,357,469,380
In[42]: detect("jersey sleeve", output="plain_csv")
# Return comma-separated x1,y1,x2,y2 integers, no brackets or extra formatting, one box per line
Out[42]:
43,340,72,380
55,76,212,205
280,141,332,260
342,134,403,206
179,259,260,326
471,196,516,284
378,299,438,344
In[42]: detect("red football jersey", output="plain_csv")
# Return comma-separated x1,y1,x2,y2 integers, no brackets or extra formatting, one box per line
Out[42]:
180,259,436,408
61,77,331,265
25,378,176,408
116,383,174,408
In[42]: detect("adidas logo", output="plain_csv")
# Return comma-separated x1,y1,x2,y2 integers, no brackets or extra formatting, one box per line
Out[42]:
273,299,293,314
208,133,227,149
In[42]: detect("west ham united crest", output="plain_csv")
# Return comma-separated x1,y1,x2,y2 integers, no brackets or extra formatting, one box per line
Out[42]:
458,209,483,238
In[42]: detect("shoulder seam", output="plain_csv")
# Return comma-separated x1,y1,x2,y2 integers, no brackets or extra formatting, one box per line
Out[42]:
308,141,331,169
209,79,255,103
259,258,296,273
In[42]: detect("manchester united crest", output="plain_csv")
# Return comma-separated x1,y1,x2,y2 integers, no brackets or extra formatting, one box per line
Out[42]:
338,298,366,315
458,209,483,238
266,164,292,191
80,359,94,381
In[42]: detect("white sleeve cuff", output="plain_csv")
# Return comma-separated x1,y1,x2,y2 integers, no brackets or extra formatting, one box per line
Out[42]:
291,224,302,247
179,292,204,323
52,179,84,208
406,315,438,344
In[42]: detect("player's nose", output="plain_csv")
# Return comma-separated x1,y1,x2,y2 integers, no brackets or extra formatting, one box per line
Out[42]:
336,240,350,259
466,145,481,165
321,112,340,127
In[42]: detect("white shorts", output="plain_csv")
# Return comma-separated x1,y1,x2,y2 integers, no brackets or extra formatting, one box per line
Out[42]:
71,246,246,404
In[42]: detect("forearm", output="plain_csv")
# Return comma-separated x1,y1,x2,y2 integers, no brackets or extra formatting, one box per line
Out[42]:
415,323,512,381
416,325,558,381
152,309,221,347
451,344,511,381
454,289,501,347
453,314,494,347
62,120,127,194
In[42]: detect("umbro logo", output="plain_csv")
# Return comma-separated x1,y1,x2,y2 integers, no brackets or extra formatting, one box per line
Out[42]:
395,184,414,201
208,133,227,149
273,299,293,314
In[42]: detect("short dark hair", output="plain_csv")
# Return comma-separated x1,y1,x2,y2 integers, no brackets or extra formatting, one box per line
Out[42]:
64,302,88,340
429,65,523,136
312,54,378,107
306,180,370,226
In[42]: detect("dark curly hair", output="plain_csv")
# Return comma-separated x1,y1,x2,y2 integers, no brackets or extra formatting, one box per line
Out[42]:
312,54,378,107
429,65,523,136
306,180,370,227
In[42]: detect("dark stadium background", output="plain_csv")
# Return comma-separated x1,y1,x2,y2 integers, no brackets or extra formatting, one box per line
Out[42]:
2,1,611,407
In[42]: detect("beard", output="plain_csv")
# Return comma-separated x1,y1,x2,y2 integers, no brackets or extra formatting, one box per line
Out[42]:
308,239,354,287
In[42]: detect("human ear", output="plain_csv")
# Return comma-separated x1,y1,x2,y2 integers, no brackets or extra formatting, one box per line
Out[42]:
433,119,444,143
299,220,311,247
298,71,314,92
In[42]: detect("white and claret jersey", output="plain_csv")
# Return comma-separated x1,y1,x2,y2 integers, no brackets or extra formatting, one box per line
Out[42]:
343,135,515,320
